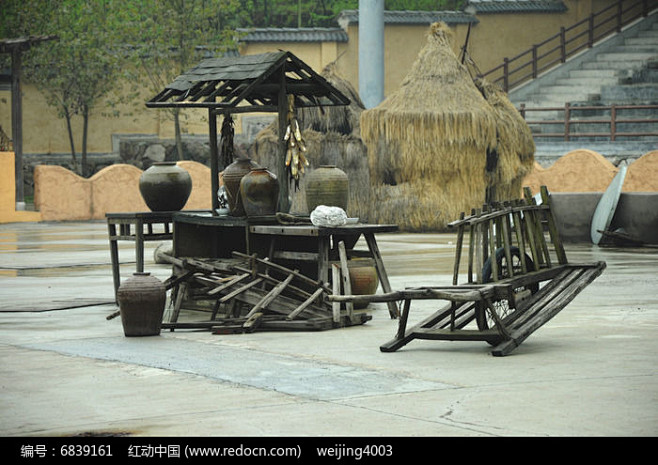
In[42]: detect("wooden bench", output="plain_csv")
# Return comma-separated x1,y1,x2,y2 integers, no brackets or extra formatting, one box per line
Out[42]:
329,186,606,356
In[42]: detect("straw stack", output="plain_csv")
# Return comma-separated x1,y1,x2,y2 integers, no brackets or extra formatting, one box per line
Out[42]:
360,22,535,231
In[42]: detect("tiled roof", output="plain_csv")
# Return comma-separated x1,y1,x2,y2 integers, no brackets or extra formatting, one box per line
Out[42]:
237,28,348,43
464,1,568,14
337,10,478,27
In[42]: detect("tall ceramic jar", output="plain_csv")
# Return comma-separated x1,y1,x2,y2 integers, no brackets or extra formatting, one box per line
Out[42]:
240,168,279,217
139,162,192,211
222,157,261,216
305,165,349,214
117,272,166,336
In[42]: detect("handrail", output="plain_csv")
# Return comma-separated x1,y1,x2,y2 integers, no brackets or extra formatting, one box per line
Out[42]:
518,103,658,141
480,0,655,92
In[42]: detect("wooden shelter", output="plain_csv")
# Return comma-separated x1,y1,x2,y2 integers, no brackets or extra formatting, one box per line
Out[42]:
146,51,350,213
360,22,534,231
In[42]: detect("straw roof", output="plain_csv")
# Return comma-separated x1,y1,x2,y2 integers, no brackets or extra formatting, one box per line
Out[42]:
298,61,366,136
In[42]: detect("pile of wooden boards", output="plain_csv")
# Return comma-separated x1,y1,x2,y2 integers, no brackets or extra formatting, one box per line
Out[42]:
159,245,372,334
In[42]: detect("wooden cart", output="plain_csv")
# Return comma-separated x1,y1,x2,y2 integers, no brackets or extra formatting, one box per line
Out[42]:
330,186,606,356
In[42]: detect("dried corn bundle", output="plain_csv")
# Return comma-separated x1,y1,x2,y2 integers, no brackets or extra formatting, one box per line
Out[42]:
284,95,309,191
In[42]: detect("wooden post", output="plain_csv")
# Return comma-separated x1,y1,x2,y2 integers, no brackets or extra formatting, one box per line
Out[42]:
11,47,23,205
209,109,219,214
277,69,290,213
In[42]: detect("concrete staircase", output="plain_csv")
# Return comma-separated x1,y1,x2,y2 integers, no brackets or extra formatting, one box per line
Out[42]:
509,10,658,165
511,11,658,109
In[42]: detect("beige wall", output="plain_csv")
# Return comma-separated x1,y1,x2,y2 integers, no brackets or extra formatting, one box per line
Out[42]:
0,0,625,156
0,151,41,223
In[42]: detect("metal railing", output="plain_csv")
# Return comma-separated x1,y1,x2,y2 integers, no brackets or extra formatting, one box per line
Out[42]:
518,103,658,141
480,0,655,92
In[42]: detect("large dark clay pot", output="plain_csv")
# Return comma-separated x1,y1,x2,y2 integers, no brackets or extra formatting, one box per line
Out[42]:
223,157,261,216
240,168,279,217
305,165,349,213
139,162,192,211
117,272,166,336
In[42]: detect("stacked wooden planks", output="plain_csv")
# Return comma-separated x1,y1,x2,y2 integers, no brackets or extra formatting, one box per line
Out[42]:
159,245,372,334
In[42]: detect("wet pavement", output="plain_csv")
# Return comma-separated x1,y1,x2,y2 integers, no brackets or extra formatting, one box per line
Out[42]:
0,220,657,437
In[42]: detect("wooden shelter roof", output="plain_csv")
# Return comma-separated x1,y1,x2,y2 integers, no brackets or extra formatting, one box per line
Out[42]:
146,51,350,114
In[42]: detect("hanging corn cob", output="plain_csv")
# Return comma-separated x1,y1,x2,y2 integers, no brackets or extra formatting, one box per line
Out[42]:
283,95,308,190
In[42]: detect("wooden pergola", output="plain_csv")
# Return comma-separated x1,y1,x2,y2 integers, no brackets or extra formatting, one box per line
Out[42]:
146,51,351,214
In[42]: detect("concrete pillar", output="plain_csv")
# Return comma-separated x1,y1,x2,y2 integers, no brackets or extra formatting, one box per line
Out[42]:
359,0,384,109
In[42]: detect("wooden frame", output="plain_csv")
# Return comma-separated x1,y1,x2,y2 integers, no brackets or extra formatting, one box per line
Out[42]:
329,186,607,356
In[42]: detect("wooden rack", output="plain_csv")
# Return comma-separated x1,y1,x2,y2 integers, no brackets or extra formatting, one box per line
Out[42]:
330,186,606,356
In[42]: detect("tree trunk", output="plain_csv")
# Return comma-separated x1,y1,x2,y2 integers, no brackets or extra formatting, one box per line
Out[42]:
64,109,79,174
82,105,89,177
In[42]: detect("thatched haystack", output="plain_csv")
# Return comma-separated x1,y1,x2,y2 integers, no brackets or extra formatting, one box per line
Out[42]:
249,62,371,218
474,77,535,201
360,22,534,231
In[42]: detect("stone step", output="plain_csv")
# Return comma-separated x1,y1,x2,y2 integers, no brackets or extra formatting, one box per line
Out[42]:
595,51,658,62
623,37,658,46
537,85,599,98
612,44,658,53
568,69,620,79
582,60,648,70
555,77,619,87
638,28,658,37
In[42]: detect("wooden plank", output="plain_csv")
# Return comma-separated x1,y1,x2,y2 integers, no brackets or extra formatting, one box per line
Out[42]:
452,212,465,285
363,233,399,318
541,185,568,264
287,287,325,320
207,273,251,296
338,241,354,320
492,263,606,356
219,278,264,303
512,201,529,274
332,264,341,323
244,272,295,318
232,251,330,292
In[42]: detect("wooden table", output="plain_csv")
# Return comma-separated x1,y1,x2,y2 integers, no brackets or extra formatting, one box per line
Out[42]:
172,212,279,259
249,223,399,318
107,211,206,301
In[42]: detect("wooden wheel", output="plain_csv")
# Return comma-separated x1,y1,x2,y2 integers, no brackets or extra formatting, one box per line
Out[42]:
476,246,539,333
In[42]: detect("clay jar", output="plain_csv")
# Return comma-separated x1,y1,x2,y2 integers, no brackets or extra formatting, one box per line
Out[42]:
139,162,192,211
240,168,279,217
348,261,379,309
117,272,166,336
223,157,261,216
305,165,349,214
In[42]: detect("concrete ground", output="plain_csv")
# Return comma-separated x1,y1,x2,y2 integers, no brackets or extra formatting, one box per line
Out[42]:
0,220,656,437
